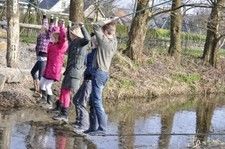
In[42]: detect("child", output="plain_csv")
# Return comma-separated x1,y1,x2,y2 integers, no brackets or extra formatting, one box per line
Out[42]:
31,15,51,96
39,20,68,109
52,22,90,123
73,33,97,132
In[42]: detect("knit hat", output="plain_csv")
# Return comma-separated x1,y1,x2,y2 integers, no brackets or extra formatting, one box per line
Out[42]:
69,25,83,38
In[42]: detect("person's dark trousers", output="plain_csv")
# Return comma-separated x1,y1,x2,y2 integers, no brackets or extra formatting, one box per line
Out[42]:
73,79,92,130
88,69,109,132
31,60,47,80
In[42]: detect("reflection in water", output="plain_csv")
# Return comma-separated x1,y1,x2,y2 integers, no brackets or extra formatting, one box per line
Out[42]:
25,124,55,149
0,129,3,148
0,95,225,148
118,119,134,149
158,112,175,149
195,96,215,144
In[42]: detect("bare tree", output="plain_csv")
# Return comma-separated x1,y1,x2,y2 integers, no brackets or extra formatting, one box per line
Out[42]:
125,0,150,62
202,0,225,67
6,0,20,67
70,0,84,22
168,0,182,62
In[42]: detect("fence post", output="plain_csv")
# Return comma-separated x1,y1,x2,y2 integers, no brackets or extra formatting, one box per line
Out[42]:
6,0,20,67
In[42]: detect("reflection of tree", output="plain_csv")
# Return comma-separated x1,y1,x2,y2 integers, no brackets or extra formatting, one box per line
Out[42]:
195,98,215,144
158,112,175,149
25,124,52,149
0,113,12,149
118,114,135,149
0,129,3,148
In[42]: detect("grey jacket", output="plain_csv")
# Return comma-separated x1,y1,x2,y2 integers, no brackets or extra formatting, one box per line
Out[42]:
92,22,117,72
63,26,91,79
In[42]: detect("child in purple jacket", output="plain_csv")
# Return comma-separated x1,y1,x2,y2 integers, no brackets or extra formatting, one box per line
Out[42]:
31,15,54,96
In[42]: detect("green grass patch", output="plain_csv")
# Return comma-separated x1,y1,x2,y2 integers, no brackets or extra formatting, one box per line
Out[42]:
20,34,37,43
183,48,203,58
147,58,155,65
119,79,135,90
172,73,201,86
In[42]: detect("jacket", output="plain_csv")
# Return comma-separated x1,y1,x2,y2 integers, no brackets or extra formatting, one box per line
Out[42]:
43,26,68,81
63,26,90,79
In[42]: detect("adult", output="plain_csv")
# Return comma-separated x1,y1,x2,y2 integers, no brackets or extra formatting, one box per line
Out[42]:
84,17,118,135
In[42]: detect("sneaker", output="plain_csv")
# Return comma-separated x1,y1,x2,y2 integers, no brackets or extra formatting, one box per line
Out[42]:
52,108,60,114
73,127,85,135
83,129,96,134
41,103,53,109
72,121,80,128
52,114,68,123
88,130,106,136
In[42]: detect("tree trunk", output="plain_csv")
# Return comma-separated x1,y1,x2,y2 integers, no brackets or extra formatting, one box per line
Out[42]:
168,0,182,62
126,0,150,62
69,0,84,22
6,0,20,67
202,0,225,66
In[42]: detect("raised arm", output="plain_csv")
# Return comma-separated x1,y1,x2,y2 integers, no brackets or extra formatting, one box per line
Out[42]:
58,26,67,49
80,25,91,46
93,17,118,40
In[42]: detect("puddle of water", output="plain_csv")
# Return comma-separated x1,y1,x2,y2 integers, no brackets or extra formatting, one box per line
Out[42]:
1,95,225,148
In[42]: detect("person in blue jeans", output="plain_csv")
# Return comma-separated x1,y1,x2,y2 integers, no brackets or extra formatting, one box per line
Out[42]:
84,17,118,135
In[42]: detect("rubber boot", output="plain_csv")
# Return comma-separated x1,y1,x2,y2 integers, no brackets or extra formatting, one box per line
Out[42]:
46,95,53,109
52,100,61,113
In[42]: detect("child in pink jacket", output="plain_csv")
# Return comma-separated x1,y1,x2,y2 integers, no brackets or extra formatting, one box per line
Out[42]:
39,20,68,109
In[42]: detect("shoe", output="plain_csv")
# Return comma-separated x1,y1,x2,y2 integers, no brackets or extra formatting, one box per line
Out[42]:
52,108,60,114
73,127,85,135
88,130,106,136
52,114,68,123
72,121,80,128
83,129,96,134
37,90,47,104
41,103,53,109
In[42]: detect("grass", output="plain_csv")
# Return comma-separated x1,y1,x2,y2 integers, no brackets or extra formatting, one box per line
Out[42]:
147,58,155,65
172,73,201,86
20,34,36,44
119,79,135,90
183,48,203,58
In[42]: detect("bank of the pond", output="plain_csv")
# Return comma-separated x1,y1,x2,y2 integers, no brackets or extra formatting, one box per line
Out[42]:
0,40,225,108
103,51,225,100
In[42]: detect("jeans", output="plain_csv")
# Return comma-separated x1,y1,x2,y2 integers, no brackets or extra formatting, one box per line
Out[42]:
89,70,109,132
73,79,92,129
31,60,46,80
